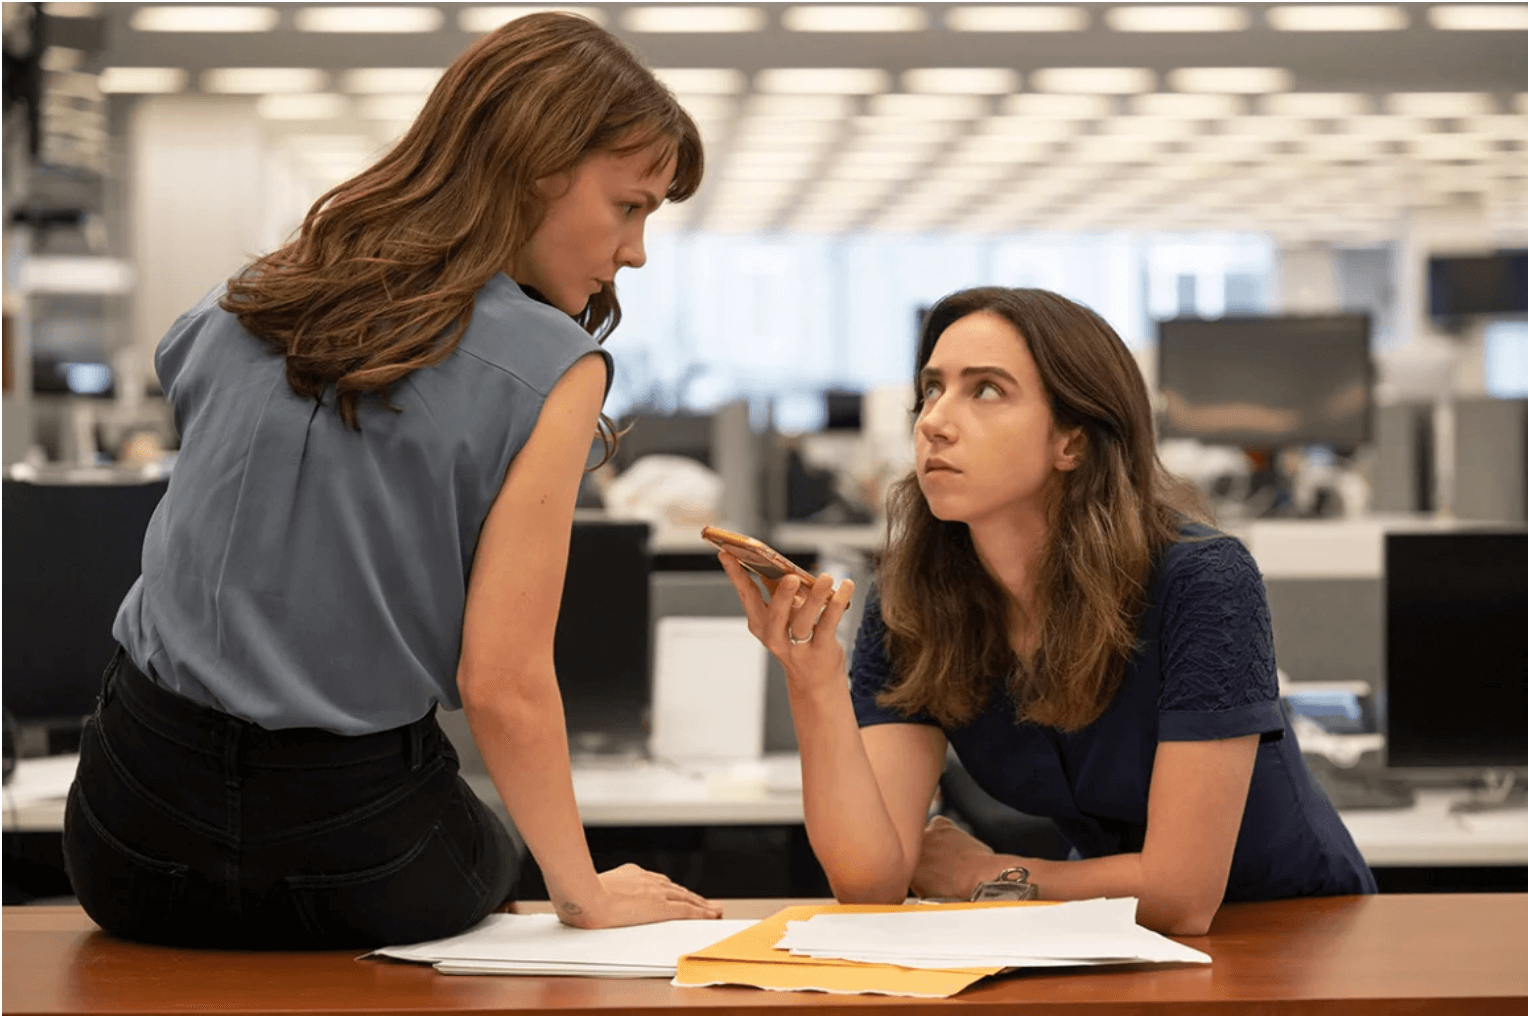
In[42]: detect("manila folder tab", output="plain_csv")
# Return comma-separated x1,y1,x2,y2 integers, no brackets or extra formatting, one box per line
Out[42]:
675,901,1048,999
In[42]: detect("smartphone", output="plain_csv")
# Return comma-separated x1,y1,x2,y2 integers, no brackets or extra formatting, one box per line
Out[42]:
700,525,819,594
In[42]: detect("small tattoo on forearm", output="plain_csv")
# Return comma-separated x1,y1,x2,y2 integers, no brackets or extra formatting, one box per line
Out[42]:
560,901,583,915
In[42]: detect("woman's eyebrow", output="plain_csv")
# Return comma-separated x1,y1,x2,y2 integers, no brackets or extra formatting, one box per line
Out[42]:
919,365,1019,385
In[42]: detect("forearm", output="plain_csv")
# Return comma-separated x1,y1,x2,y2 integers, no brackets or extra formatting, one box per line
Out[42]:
791,685,912,903
460,673,600,914
951,850,1218,935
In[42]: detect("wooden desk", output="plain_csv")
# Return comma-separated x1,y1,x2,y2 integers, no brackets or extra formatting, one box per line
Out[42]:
5,895,1526,1015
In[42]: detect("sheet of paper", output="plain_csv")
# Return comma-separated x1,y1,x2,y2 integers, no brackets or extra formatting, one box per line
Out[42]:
777,897,1210,967
374,914,754,977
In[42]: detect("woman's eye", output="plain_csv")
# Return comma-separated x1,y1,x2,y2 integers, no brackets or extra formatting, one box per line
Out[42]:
921,382,941,401
975,381,1002,399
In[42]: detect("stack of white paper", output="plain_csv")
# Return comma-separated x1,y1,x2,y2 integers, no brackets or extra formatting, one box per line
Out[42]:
374,914,754,978
776,898,1210,970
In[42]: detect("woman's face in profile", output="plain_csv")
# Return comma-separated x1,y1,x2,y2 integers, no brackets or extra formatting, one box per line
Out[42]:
510,145,676,316
914,310,1078,525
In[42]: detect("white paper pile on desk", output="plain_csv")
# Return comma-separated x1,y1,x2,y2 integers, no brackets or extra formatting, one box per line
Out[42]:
778,898,1210,971
373,914,755,977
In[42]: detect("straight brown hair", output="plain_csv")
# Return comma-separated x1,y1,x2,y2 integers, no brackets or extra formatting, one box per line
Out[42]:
877,288,1211,731
221,12,702,450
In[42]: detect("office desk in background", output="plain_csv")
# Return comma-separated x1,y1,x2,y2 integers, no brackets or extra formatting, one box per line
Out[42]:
6,895,1527,1015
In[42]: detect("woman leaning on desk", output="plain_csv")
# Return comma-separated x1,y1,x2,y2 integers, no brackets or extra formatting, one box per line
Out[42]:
719,287,1376,936
62,13,722,949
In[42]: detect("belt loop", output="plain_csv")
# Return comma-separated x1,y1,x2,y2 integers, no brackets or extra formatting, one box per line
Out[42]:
98,645,126,708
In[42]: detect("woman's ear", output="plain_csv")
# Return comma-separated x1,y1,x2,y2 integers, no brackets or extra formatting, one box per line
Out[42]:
1053,426,1086,472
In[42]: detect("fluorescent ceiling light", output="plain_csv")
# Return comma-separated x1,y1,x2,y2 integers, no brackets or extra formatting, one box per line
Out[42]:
853,118,960,141
340,68,443,94
1388,92,1495,117
1168,68,1293,94
734,120,843,144
257,93,348,120
1217,115,1312,139
45,3,97,16
672,95,736,120
1266,5,1406,31
1341,115,1432,138
745,94,855,118
458,7,606,31
1106,5,1248,32
1030,68,1155,94
1001,93,1114,118
294,6,443,32
945,5,1086,31
783,5,927,32
131,6,277,32
1131,93,1245,117
203,68,327,94
867,94,986,119
358,95,428,121
1099,116,1201,140
755,68,890,95
1429,5,1528,30
652,68,746,95
926,162,1013,182
98,67,187,93
902,68,1018,95
1261,92,1370,117
1408,134,1498,161
976,116,1076,140
623,6,765,32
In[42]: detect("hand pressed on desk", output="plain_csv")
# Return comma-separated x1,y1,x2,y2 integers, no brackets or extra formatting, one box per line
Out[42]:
557,863,722,929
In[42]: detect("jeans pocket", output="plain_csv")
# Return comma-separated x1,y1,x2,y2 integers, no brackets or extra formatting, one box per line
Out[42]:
63,782,190,943
286,821,489,949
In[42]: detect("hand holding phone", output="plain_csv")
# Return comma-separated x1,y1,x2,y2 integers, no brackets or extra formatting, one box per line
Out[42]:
700,525,819,599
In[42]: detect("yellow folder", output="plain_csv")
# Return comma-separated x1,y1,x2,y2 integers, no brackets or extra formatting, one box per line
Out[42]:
675,901,1053,998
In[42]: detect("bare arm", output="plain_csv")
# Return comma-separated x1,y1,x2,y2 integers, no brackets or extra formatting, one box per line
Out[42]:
718,558,945,902
912,734,1259,935
458,353,718,927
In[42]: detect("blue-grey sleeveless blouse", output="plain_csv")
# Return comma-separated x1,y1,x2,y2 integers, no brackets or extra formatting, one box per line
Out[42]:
113,273,612,734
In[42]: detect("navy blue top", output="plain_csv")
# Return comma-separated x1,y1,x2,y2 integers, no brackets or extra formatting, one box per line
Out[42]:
114,273,611,734
851,524,1376,902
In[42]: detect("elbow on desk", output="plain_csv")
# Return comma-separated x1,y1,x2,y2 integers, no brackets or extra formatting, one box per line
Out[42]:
1137,894,1220,937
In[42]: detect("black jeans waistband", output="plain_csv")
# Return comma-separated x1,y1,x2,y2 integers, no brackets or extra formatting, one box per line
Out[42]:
103,646,441,769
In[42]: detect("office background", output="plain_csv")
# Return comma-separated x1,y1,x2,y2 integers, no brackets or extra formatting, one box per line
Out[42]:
3,3,1526,902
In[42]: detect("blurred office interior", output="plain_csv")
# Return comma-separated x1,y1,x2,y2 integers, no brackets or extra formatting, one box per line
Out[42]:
3,4,1526,901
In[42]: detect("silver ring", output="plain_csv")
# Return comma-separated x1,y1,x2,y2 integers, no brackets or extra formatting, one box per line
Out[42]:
787,628,814,645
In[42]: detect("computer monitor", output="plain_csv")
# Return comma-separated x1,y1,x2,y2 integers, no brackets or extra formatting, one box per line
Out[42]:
555,520,652,757
1428,250,1528,318
1157,314,1374,450
1384,530,1528,771
610,412,712,473
2,478,167,730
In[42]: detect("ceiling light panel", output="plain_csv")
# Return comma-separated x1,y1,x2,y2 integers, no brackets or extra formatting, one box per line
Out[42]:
357,94,428,121
203,68,327,94
653,68,746,95
294,6,443,32
783,5,927,32
945,5,1087,31
745,94,856,119
755,68,891,95
976,117,1076,140
1407,134,1500,161
1030,67,1155,94
1428,5,1528,30
902,68,1018,95
1387,92,1495,117
852,118,962,142
1106,5,1249,32
340,68,443,94
1001,93,1114,118
257,93,348,119
866,93,987,119
623,6,765,32
1266,5,1407,31
1100,116,1201,140
98,67,187,93
1168,67,1293,94
1130,93,1245,118
673,95,736,121
1340,115,1434,138
1260,92,1370,117
458,7,607,32
131,5,278,32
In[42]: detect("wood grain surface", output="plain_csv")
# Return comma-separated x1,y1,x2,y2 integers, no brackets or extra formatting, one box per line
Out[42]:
5,894,1527,1015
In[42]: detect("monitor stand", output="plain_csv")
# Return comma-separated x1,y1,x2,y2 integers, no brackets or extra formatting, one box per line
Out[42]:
1449,770,1528,814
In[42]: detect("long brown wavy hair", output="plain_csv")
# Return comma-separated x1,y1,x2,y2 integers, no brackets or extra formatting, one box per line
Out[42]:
221,12,703,451
877,288,1211,732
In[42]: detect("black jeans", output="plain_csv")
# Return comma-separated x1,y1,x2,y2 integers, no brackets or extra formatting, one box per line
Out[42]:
63,648,517,949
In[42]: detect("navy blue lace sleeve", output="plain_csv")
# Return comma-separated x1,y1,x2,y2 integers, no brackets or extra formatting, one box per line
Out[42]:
1156,535,1285,742
849,587,940,729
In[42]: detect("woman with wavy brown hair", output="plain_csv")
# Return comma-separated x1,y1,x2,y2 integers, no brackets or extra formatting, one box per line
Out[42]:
64,12,720,948
720,287,1373,935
